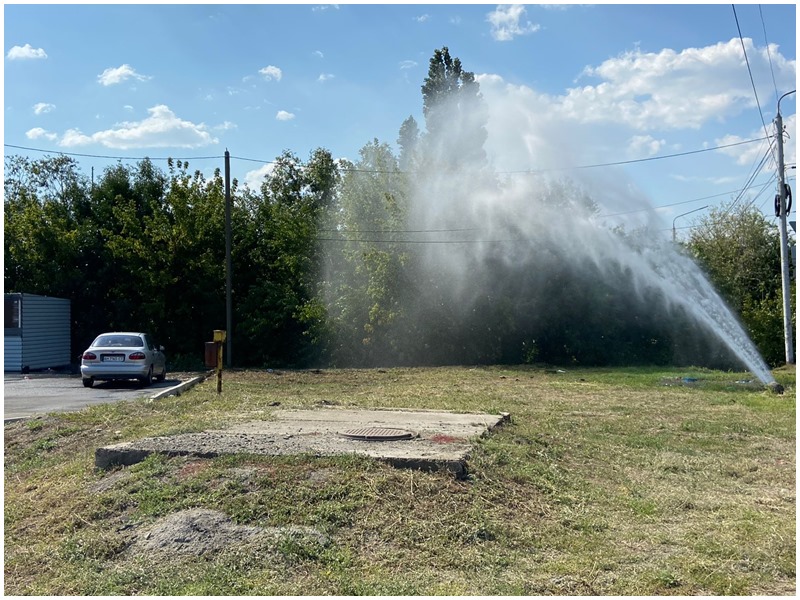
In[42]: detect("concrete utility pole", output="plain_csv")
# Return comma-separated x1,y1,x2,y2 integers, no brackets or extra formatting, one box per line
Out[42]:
224,150,233,367
775,91,795,365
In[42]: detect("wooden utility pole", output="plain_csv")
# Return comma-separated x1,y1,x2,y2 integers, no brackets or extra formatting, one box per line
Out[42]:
224,150,232,367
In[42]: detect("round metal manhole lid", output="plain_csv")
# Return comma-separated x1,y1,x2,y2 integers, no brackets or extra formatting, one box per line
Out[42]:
339,427,415,441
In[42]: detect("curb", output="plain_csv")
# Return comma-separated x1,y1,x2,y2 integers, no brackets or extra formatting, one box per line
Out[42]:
149,374,209,401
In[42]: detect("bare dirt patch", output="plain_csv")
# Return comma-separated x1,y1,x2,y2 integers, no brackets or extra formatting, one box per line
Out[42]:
130,508,329,557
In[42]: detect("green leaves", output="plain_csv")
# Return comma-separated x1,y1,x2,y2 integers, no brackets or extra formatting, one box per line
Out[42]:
686,202,791,366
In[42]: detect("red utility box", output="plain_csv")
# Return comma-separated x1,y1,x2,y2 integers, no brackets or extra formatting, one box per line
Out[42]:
204,342,218,368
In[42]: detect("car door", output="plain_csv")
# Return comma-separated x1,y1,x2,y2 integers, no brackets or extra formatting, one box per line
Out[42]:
144,334,165,373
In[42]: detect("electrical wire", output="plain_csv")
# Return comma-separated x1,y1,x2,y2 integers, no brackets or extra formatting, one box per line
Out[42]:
5,136,770,177
2,143,222,162
495,137,769,174
732,5,773,158
595,181,775,218
723,142,774,215
758,4,781,106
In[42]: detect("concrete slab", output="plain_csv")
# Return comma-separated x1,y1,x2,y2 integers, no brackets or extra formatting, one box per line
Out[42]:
95,407,510,477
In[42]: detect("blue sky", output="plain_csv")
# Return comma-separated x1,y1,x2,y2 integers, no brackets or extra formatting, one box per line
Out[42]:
3,2,797,237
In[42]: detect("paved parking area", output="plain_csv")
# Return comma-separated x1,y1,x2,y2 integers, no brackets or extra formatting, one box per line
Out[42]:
3,374,189,421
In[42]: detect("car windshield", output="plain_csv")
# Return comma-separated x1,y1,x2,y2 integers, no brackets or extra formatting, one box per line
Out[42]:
94,335,144,348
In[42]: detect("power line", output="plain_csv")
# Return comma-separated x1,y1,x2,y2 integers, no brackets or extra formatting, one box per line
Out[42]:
732,5,773,155
6,136,770,177
496,137,769,174
3,144,222,162
758,4,781,106
724,142,774,215
317,237,523,245
319,227,480,234
595,181,775,218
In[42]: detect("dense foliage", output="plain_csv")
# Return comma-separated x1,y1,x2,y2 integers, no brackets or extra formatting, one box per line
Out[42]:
4,47,791,370
685,202,795,366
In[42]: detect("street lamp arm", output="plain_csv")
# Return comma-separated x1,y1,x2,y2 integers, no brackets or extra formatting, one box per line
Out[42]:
672,205,709,240
777,89,796,117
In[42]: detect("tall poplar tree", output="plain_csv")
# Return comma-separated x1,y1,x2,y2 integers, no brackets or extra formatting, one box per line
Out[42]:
420,46,488,168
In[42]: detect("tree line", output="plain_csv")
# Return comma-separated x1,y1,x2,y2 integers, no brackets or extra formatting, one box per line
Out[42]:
4,47,792,369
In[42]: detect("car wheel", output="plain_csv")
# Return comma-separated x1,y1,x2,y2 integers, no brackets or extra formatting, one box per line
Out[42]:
82,377,94,388
140,366,153,387
155,366,166,382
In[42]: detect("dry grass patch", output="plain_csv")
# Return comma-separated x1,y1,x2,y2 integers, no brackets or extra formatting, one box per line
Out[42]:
4,365,795,595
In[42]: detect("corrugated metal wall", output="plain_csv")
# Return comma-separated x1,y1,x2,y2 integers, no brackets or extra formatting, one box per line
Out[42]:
4,294,71,371
4,336,23,372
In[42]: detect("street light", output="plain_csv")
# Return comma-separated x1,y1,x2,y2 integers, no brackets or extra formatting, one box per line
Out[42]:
672,205,708,243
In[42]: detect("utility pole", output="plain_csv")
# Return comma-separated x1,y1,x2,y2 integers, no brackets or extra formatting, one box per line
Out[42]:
775,90,795,365
224,150,233,367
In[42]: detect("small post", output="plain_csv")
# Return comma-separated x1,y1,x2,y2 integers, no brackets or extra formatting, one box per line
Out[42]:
213,329,227,393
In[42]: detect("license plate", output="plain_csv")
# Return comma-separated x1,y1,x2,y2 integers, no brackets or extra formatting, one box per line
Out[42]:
102,355,124,362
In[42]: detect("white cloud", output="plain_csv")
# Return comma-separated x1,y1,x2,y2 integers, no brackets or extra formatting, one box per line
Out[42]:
25,127,58,141
60,129,93,147
276,110,295,121
312,5,339,11
123,104,134,111
628,135,665,157
475,67,798,193
318,73,335,82
33,102,55,115
6,43,47,60
670,174,740,186
214,120,237,131
486,5,540,42
259,65,283,81
716,113,796,167
314,50,324,59
416,14,430,23
98,64,150,86
399,60,417,70
565,38,796,130
244,163,275,189
58,105,218,149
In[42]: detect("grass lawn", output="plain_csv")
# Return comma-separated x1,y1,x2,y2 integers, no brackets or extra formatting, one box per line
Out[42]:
3,365,795,595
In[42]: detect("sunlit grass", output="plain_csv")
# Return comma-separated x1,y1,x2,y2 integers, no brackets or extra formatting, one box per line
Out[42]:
4,365,795,595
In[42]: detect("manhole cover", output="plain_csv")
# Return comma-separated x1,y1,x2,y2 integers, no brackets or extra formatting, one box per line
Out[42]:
339,427,416,441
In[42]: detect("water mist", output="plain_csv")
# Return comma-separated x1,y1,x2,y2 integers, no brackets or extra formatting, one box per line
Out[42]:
326,79,778,386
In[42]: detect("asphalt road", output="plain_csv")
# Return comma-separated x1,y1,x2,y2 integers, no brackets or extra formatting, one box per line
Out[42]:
3,374,187,421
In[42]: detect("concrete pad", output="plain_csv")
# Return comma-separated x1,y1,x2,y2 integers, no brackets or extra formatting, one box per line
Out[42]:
95,407,510,477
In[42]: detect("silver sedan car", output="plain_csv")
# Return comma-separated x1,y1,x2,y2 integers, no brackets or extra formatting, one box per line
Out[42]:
80,332,166,388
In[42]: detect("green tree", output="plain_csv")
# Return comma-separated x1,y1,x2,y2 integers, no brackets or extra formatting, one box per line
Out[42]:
4,155,88,298
4,155,91,358
323,140,412,365
420,46,488,169
685,201,792,365
397,115,420,171
235,149,339,367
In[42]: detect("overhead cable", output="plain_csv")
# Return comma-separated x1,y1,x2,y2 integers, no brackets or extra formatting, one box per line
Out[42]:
5,136,770,177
